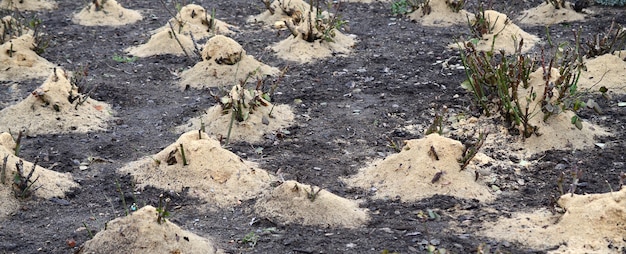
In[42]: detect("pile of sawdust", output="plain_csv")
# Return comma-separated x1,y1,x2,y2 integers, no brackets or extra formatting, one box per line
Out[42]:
452,10,539,54
254,180,369,228
0,34,56,81
0,0,56,11
119,131,274,207
517,2,587,25
126,4,233,57
345,134,494,202
578,52,626,93
481,188,626,253
0,68,114,135
408,0,474,27
179,35,280,89
177,102,294,143
78,205,223,254
0,132,78,219
72,0,142,27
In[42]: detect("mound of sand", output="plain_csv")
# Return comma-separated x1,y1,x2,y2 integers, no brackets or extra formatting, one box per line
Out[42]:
0,0,56,11
272,31,356,63
345,134,494,202
452,10,539,54
119,131,274,207
126,4,233,57
0,68,114,135
254,180,369,228
408,0,474,27
0,132,78,218
179,35,280,89
247,0,321,26
177,102,293,143
78,205,223,254
0,34,56,81
251,0,355,63
72,0,142,27
481,188,626,253
578,53,626,93
517,2,586,25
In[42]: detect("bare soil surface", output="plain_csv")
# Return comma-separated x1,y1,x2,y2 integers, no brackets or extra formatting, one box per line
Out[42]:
1,0,626,253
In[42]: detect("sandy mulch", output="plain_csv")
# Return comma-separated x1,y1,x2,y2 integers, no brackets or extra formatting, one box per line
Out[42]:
408,0,474,27
481,187,626,253
72,0,142,27
271,30,356,63
177,102,294,144
0,68,114,135
254,180,369,228
119,131,274,208
179,35,280,89
578,52,626,93
126,4,233,57
0,0,56,11
78,205,224,254
451,10,539,54
517,2,587,25
247,0,320,26
345,134,494,202
0,132,78,219
0,34,56,82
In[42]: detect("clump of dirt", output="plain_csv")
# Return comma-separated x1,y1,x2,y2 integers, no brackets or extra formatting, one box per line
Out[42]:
517,2,587,25
0,68,114,135
408,0,475,27
72,0,142,27
578,52,626,93
78,205,224,254
481,187,626,253
452,10,539,54
344,134,495,202
119,131,274,208
0,132,78,219
0,0,56,11
179,35,280,89
254,180,369,228
126,4,233,57
0,34,56,81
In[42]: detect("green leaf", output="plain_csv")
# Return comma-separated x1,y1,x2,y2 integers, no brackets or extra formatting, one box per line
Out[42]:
599,86,608,93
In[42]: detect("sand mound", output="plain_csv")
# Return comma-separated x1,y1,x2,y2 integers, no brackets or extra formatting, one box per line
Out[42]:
518,2,586,25
78,205,223,254
578,53,626,93
179,35,280,89
0,34,56,81
0,68,114,135
72,0,142,27
177,102,293,143
247,0,320,25
345,134,494,202
452,10,539,54
272,31,356,63
0,132,78,218
254,180,369,228
126,4,233,57
119,131,274,207
408,0,474,27
0,0,56,11
481,188,626,253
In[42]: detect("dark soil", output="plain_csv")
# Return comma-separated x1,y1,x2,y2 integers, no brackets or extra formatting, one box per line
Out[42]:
1,0,625,253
